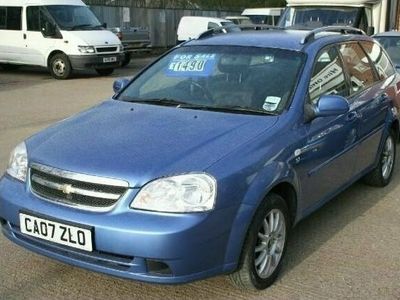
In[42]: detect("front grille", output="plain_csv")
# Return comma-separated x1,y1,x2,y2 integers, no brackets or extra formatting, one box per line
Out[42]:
30,164,129,211
96,47,118,53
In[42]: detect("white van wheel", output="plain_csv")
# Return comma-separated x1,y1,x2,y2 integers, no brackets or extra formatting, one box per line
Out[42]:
49,53,72,80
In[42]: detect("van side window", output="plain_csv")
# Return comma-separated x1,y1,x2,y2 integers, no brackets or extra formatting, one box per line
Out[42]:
360,41,395,80
0,8,6,29
308,47,348,104
4,7,22,30
27,6,40,31
339,43,375,95
208,22,219,30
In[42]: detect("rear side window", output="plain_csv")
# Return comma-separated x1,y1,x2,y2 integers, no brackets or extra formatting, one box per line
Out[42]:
0,6,22,30
339,43,375,95
360,41,395,80
309,47,348,104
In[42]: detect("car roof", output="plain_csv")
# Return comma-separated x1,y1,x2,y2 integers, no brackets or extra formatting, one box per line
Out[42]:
184,29,375,52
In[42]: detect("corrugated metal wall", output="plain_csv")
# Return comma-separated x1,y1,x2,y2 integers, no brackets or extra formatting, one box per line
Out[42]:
90,6,240,47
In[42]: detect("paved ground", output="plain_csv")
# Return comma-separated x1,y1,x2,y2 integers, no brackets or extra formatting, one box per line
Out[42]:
0,60,400,300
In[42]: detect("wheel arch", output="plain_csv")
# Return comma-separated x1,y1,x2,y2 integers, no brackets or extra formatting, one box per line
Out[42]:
390,118,399,141
46,50,67,68
222,163,300,272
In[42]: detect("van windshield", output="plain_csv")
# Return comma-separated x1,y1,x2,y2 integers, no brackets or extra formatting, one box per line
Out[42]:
117,46,305,115
45,5,101,30
279,6,361,29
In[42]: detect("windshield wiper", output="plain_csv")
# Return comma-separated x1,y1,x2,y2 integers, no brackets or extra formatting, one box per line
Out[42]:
179,104,276,115
121,97,190,107
69,24,93,30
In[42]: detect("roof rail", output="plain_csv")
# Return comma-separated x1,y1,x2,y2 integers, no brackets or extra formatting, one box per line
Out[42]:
239,24,282,31
197,24,282,40
301,26,366,45
197,26,235,40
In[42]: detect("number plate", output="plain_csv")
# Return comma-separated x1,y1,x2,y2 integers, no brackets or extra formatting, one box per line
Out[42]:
19,212,93,252
103,57,117,63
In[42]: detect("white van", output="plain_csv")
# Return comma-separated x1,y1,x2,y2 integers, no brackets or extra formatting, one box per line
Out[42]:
242,8,284,25
0,0,123,79
177,16,237,43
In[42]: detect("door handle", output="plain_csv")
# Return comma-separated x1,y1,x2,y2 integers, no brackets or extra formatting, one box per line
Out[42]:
346,111,359,122
23,33,26,39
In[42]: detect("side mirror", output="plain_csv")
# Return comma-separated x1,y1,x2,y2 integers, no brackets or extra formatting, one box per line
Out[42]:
315,95,349,117
113,78,130,94
41,22,57,37
366,26,375,36
102,22,107,29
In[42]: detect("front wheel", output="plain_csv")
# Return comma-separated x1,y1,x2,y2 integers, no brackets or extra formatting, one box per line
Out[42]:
95,68,114,76
363,130,396,187
49,53,72,80
229,193,290,290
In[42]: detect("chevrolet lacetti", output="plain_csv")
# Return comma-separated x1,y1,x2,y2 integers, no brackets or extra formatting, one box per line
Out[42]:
1,26,399,290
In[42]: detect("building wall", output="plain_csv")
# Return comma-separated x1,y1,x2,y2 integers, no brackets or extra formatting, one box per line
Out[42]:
90,6,240,47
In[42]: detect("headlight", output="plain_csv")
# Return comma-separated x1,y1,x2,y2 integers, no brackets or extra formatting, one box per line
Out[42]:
131,174,217,213
6,142,28,182
78,46,95,54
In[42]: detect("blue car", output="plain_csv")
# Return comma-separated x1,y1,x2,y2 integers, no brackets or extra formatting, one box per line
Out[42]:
1,26,399,290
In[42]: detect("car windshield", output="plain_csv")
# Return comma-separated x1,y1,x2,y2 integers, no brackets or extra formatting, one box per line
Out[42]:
45,5,101,30
117,46,305,115
375,36,400,66
280,6,360,29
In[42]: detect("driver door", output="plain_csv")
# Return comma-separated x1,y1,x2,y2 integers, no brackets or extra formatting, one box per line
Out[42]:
295,46,359,211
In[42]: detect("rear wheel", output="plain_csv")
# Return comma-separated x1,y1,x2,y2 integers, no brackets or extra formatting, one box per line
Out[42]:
363,130,396,187
49,53,72,80
96,68,114,76
229,193,290,290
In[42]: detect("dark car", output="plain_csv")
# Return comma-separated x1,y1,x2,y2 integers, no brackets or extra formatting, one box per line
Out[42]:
1,26,399,290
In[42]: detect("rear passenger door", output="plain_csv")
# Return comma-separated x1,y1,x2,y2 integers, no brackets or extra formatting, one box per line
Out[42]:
339,42,393,174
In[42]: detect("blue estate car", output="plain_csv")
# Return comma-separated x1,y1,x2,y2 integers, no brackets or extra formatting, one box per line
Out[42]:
1,26,399,290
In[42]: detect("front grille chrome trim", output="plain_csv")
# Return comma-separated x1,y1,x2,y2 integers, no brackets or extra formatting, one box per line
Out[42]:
31,174,121,200
29,163,130,212
30,163,129,188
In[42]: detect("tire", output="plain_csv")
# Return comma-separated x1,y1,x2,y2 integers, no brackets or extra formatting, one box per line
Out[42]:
363,130,396,187
0,64,21,71
229,193,290,290
49,53,72,80
121,52,131,67
96,68,114,76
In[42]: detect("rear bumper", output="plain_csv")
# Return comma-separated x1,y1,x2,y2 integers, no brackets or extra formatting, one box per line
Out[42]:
69,54,123,70
0,175,238,284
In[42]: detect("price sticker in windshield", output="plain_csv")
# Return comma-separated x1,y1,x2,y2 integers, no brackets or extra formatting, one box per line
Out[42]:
165,53,217,77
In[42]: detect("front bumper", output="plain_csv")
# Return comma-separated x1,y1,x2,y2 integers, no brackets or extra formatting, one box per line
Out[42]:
0,175,238,284
69,53,123,70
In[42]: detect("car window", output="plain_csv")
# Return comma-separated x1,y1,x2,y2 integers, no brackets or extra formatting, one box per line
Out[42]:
27,6,40,31
0,6,22,30
360,41,395,80
339,42,375,95
0,8,6,29
208,22,219,30
308,47,348,104
118,46,305,114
